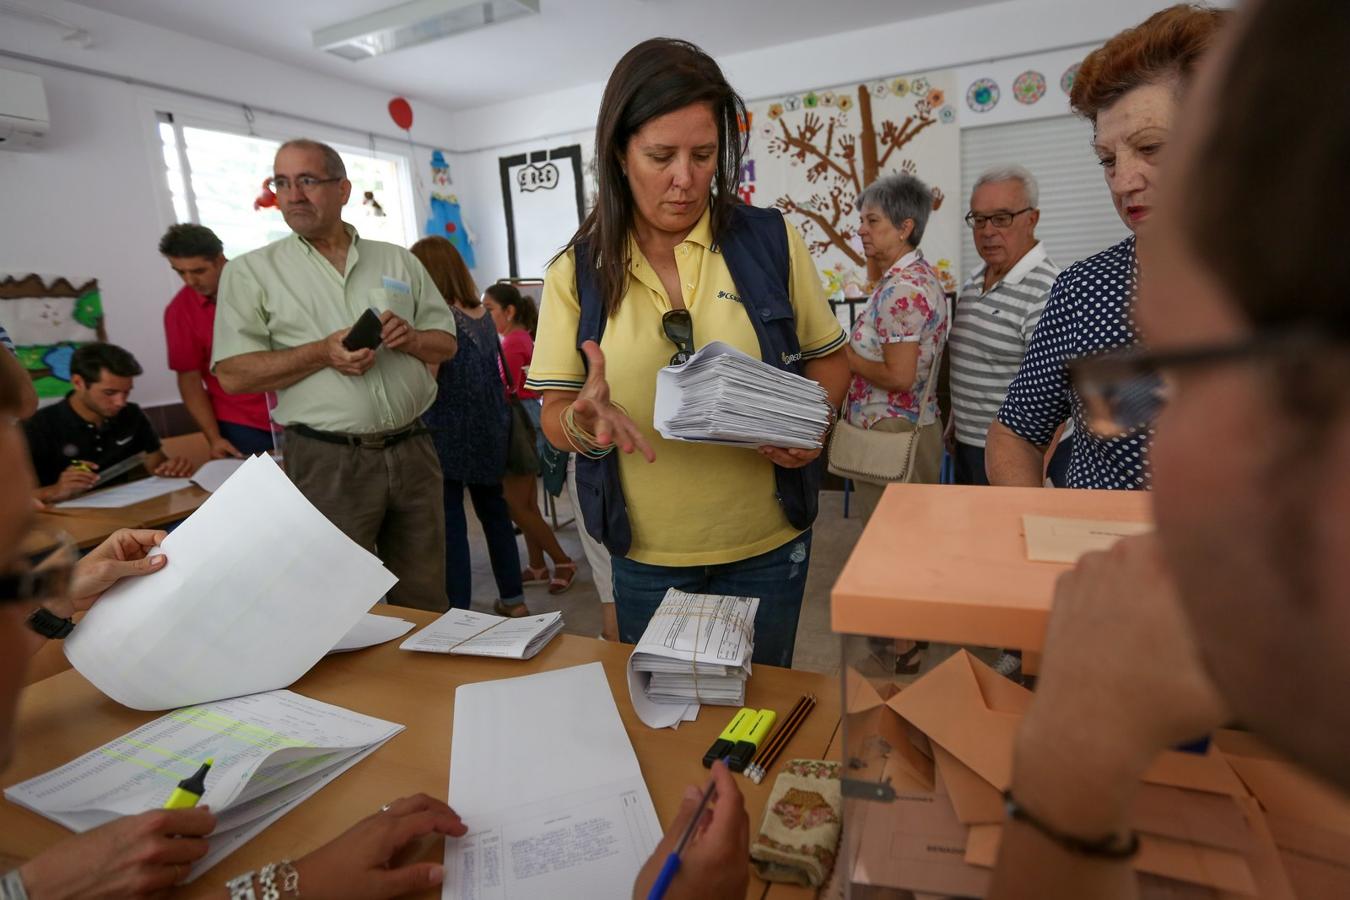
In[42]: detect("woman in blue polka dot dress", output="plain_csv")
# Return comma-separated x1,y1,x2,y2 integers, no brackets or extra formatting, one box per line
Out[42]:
985,5,1227,491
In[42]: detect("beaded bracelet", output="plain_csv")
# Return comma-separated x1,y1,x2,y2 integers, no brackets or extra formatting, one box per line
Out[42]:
1003,791,1139,859
226,859,300,900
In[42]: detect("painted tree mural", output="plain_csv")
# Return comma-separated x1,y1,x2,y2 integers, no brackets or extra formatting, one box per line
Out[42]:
760,76,955,286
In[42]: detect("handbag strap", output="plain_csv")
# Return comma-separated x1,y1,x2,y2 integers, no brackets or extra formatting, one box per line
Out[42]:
493,331,519,401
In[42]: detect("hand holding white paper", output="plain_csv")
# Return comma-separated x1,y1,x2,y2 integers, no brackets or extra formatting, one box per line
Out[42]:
65,454,397,710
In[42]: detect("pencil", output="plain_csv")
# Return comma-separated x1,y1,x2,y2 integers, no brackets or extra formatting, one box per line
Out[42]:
749,694,807,772
748,693,815,784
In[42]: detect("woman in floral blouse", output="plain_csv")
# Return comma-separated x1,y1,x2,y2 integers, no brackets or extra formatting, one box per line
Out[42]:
844,172,950,521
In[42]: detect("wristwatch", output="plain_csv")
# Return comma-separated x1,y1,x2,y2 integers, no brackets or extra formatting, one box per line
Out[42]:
26,607,75,640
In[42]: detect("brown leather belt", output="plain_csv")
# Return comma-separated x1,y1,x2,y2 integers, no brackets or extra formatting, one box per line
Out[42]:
287,422,427,450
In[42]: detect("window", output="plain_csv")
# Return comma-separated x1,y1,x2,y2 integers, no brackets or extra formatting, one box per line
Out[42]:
156,114,417,260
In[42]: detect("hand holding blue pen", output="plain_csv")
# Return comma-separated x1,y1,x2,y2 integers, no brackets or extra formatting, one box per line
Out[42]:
639,760,749,900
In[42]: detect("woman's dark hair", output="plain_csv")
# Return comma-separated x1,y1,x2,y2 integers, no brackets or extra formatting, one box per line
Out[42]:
561,38,748,316
485,282,538,336
1070,4,1227,124
410,236,480,309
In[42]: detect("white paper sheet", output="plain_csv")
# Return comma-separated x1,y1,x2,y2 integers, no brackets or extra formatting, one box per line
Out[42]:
191,458,248,493
653,341,831,449
328,613,415,654
65,454,396,709
3,690,403,882
54,476,192,508
626,589,757,729
400,608,563,659
444,663,662,900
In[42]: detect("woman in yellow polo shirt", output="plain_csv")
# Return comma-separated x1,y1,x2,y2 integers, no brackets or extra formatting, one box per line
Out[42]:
525,38,849,667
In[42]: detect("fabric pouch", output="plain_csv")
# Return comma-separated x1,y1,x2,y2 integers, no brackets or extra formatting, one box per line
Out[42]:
749,759,843,887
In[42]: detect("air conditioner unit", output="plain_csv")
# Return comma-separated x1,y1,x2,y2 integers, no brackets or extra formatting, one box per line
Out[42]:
0,69,50,151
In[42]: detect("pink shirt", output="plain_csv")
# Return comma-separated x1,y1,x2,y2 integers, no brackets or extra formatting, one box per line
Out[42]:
164,285,272,431
500,329,539,400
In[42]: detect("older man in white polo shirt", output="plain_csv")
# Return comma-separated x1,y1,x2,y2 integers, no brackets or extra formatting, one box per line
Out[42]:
947,166,1061,485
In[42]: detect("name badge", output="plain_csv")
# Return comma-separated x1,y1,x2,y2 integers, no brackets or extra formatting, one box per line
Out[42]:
382,276,411,294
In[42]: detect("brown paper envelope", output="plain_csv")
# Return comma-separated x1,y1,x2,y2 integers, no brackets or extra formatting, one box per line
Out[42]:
1229,796,1299,900
1279,848,1350,899
888,651,1024,790
891,651,1245,799
1223,754,1350,840
964,825,1258,895
1133,785,1252,852
1023,514,1152,563
935,742,1005,825
844,705,935,791
1265,814,1350,867
852,789,990,897
845,664,887,714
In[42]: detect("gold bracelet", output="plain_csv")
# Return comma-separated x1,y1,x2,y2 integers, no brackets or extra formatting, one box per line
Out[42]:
563,404,614,459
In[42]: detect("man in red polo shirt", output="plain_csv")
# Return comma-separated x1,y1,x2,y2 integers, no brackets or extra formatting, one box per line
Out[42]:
159,224,273,457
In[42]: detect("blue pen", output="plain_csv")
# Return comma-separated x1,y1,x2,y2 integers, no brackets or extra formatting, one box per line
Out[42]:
647,779,718,900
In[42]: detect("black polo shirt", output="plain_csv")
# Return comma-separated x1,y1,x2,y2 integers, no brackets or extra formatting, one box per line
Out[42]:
23,394,162,487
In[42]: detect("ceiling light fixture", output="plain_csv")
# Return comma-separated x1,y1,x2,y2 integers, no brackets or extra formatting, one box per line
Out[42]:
314,0,540,62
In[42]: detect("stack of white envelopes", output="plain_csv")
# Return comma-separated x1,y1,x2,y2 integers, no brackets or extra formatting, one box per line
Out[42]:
627,589,758,728
653,341,832,450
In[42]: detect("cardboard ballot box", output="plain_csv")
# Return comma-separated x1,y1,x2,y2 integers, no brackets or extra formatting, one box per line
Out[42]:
828,485,1350,898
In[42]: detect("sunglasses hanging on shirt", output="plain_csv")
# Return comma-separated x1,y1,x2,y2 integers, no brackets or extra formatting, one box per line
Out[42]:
662,309,695,366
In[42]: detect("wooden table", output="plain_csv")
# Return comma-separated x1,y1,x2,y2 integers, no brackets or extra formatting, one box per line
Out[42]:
1,609,838,900
36,485,211,549
832,484,1152,652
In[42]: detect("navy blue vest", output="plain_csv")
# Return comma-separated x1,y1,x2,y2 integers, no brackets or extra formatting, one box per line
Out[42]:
572,204,823,557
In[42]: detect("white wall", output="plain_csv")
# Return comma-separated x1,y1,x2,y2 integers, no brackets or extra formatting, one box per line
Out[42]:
0,1,467,409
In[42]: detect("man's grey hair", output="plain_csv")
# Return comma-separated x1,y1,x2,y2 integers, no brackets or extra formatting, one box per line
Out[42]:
971,164,1039,208
857,172,932,247
277,139,347,179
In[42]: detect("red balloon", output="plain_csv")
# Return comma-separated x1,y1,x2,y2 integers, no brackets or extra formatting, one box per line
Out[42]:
388,97,413,131
445,222,456,234
253,177,277,210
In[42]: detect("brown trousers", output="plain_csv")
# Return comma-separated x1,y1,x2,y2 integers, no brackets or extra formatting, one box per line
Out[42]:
285,430,447,611
850,418,945,523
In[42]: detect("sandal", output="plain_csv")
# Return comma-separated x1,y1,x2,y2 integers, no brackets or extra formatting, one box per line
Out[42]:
893,643,925,676
520,565,549,586
548,561,578,595
494,599,533,618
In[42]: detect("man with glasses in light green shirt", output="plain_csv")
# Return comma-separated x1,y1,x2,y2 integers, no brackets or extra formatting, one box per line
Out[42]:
213,139,458,610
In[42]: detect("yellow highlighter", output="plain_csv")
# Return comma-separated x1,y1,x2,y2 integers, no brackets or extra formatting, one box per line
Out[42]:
702,708,755,768
727,709,777,773
163,758,213,809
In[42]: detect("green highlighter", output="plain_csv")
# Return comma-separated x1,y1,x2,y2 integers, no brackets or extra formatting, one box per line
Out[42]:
702,708,755,768
726,709,777,773
163,758,213,809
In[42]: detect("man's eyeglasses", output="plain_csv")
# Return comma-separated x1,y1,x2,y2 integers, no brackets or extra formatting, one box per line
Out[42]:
964,207,1033,229
662,309,695,366
1,528,76,606
1068,331,1332,438
267,175,342,193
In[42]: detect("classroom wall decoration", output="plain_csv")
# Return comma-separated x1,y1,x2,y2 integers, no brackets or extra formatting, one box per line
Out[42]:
954,44,1095,127
426,150,476,268
743,69,962,297
0,273,106,398
498,144,586,278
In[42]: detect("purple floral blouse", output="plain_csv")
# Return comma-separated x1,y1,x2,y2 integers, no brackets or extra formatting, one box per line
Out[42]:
845,249,949,428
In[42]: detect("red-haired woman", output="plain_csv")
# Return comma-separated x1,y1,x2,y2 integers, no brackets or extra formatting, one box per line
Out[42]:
986,4,1228,492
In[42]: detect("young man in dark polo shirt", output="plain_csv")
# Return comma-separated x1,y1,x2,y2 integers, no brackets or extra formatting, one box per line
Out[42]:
24,343,194,503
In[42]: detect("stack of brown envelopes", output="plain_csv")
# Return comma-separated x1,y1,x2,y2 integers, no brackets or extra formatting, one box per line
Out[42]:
838,650,1350,898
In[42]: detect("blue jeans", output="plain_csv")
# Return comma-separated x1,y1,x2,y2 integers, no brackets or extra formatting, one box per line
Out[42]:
444,479,524,609
218,421,275,456
953,441,990,486
610,530,813,668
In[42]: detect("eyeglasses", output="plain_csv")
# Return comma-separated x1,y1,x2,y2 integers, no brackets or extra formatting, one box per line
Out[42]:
964,207,1033,229
1,527,76,606
1067,331,1333,438
266,175,342,193
662,309,695,366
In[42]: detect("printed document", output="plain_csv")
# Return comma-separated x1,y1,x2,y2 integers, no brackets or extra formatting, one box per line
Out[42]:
65,454,396,709
4,690,402,882
54,476,191,509
329,613,415,654
401,608,563,659
627,589,757,729
444,663,662,900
